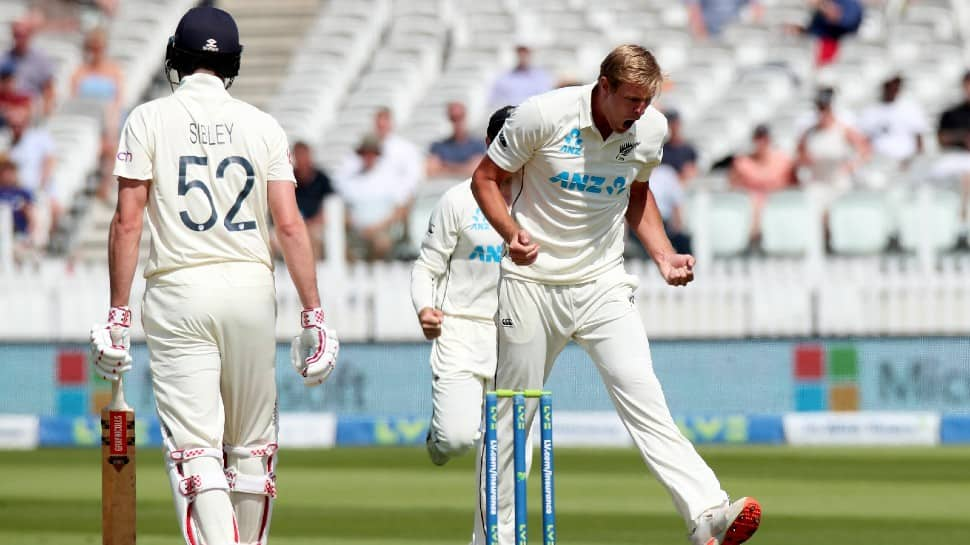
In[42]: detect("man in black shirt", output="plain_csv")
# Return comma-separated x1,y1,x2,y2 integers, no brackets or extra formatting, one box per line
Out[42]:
934,71,970,218
938,72,970,152
293,141,333,258
661,109,698,182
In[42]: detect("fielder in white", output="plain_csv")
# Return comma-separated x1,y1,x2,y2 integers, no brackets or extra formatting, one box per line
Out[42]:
411,106,518,468
470,45,762,545
88,7,339,545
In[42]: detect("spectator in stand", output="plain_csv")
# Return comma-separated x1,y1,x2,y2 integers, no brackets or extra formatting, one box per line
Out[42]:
785,0,864,66
661,110,698,182
857,74,927,166
27,0,85,32
292,141,333,259
335,134,411,262
686,0,762,40
71,27,125,200
93,0,119,19
1,19,55,116
337,107,422,203
649,164,691,254
2,102,56,236
730,124,796,236
27,0,119,32
936,72,970,157
488,44,554,109
625,162,692,259
0,153,34,252
796,87,870,209
933,71,970,214
426,101,486,179
0,60,31,128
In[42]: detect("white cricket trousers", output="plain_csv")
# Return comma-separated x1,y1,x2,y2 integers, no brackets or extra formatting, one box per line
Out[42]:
429,314,498,545
428,314,496,457
143,262,279,545
471,271,727,545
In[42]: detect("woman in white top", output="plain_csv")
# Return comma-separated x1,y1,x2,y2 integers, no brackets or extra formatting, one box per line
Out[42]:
796,87,870,209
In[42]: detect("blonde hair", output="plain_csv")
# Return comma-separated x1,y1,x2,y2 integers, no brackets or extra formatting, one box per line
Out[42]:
599,44,664,98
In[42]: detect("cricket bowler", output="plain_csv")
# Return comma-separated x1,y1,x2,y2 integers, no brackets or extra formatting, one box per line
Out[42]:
470,44,762,545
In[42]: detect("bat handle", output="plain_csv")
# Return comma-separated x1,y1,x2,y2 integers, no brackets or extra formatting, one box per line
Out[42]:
109,376,131,411
106,325,131,412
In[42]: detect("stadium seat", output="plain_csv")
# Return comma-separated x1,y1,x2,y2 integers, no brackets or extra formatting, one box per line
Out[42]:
898,187,963,253
689,191,753,257
272,0,391,153
760,190,819,256
0,0,25,26
828,191,893,255
402,179,465,258
110,0,198,110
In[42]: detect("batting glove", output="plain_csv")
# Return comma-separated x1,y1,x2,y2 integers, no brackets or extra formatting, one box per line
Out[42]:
89,306,133,381
290,308,339,386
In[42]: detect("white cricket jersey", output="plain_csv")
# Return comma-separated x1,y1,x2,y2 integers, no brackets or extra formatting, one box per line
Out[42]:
487,83,667,284
113,73,295,278
410,180,505,321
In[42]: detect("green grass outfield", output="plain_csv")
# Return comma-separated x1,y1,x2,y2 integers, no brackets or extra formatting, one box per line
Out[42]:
3,446,969,545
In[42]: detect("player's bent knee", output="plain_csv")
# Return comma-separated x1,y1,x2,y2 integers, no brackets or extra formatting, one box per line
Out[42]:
435,426,479,457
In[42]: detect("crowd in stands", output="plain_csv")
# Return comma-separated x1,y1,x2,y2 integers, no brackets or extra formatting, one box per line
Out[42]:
3,0,970,265
0,15,59,262
0,2,117,263
295,40,970,261
288,41,559,263
284,0,912,263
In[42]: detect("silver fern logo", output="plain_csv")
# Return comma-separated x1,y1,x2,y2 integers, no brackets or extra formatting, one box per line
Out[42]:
616,141,638,161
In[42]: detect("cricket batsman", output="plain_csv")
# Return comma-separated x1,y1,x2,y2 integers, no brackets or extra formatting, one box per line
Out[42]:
88,7,339,545
470,45,762,545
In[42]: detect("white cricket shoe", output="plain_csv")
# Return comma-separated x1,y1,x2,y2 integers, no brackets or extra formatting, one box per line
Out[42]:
425,428,450,466
688,497,762,545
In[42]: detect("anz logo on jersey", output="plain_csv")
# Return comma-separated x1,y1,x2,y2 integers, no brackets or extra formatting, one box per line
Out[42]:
470,207,492,231
468,244,503,263
559,128,583,155
549,171,627,196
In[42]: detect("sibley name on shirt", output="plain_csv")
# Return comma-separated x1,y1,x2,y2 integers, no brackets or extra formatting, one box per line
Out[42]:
188,122,234,145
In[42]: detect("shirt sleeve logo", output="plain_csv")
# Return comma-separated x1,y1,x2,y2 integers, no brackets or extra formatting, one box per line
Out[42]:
471,207,492,231
559,128,583,156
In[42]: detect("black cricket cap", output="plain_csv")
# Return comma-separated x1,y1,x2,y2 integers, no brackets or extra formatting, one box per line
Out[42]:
166,6,243,84
172,6,241,54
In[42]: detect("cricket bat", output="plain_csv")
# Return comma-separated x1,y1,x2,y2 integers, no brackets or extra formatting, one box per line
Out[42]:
102,375,136,545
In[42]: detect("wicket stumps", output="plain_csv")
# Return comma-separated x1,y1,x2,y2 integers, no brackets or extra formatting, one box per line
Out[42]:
485,389,556,545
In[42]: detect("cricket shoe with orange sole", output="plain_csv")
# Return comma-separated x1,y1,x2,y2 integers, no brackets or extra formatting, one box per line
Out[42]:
688,497,761,545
